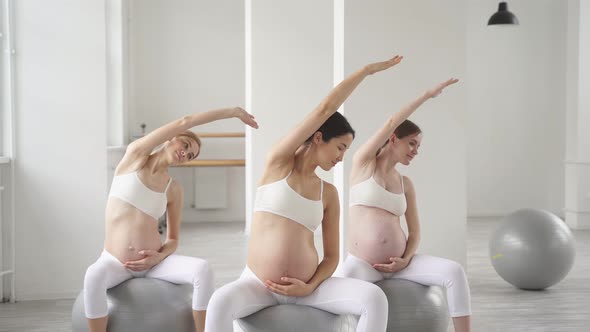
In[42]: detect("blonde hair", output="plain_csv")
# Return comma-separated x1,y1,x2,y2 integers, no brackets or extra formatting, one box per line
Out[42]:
176,130,202,157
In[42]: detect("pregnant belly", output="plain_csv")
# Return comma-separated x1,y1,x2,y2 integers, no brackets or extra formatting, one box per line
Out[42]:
248,216,319,283
105,233,162,264
104,204,163,264
349,207,407,265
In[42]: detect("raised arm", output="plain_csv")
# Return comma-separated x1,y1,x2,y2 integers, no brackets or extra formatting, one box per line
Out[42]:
128,107,258,156
267,55,403,165
353,78,459,168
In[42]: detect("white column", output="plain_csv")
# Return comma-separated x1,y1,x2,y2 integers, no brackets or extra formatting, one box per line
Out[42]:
565,0,590,229
245,0,334,233
333,0,345,261
105,0,129,147
342,0,468,264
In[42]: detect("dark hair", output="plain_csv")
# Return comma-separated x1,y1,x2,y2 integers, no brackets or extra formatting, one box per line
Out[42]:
378,119,422,154
305,112,355,143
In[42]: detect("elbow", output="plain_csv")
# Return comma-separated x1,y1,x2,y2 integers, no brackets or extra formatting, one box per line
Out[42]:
386,116,397,128
177,116,191,128
323,252,340,269
166,239,179,252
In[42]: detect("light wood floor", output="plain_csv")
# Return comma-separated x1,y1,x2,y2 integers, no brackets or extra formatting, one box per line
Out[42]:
1,219,588,332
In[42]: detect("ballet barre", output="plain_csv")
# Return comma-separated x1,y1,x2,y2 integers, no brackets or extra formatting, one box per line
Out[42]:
174,159,245,167
173,132,245,167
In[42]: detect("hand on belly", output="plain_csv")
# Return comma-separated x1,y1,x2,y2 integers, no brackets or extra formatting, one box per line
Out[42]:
247,233,319,284
372,256,409,273
264,276,314,297
123,249,164,271
249,256,318,285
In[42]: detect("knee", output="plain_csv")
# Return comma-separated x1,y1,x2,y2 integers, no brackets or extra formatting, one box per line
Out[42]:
195,259,212,276
193,259,214,285
445,261,468,286
84,263,105,290
206,287,233,314
363,283,388,312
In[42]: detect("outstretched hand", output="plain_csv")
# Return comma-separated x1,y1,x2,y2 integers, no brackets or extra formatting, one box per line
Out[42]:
124,250,163,271
265,276,314,297
233,107,259,129
373,257,408,273
425,78,459,99
364,55,403,75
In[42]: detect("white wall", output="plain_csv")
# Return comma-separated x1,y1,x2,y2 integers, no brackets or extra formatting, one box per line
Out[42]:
127,0,246,223
466,0,567,218
13,0,107,300
105,0,128,147
128,0,245,135
343,0,468,264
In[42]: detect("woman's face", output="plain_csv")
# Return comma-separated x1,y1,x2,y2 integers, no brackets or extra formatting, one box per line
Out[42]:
392,132,422,166
169,136,200,164
315,133,354,171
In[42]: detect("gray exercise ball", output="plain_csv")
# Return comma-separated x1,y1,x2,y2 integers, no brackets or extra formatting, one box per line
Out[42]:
376,279,449,332
489,208,576,290
237,304,358,332
72,278,195,332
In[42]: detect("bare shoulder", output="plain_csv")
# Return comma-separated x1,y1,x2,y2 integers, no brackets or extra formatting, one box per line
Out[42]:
402,175,416,194
167,179,184,202
322,181,340,205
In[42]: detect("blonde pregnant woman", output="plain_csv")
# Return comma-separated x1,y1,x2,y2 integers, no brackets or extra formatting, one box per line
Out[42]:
83,107,258,332
338,78,472,332
205,56,403,332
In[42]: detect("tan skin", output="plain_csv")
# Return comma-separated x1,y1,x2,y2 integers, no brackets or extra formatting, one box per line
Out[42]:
88,107,258,332
349,78,470,332
247,56,402,298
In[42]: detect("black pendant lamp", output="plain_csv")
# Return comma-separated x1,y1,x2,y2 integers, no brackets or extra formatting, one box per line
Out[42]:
487,2,519,26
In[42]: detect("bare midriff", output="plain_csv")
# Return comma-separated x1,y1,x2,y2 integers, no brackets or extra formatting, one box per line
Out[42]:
103,197,162,264
348,205,407,265
247,211,319,284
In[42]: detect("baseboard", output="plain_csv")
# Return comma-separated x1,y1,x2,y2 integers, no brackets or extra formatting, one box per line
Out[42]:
468,209,565,220
16,289,79,301
467,213,504,219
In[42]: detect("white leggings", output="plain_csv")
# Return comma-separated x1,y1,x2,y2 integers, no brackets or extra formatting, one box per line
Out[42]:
336,254,471,317
83,250,214,319
204,266,388,332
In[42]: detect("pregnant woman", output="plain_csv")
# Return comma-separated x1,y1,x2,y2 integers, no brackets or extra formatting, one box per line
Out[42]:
205,56,403,332
84,107,258,332
338,78,472,332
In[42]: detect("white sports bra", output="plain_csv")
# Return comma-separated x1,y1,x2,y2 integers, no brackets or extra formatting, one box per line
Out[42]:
349,172,407,216
254,171,324,232
109,171,172,220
